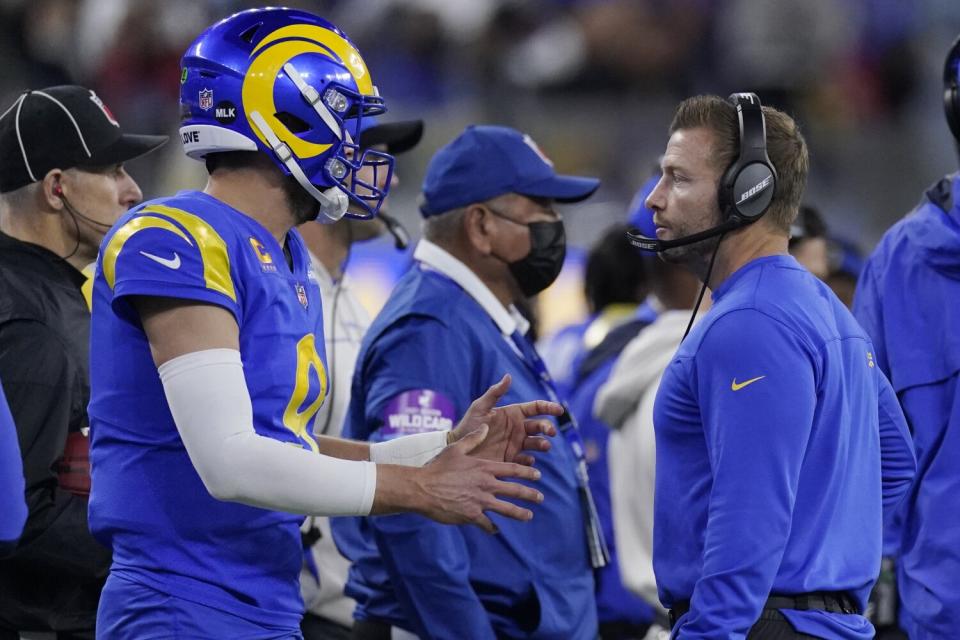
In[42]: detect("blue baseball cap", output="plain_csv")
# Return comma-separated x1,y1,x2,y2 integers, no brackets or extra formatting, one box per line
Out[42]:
626,172,661,238
419,125,600,217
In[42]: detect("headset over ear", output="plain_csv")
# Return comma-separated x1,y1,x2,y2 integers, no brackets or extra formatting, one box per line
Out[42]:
943,34,960,143
719,92,778,223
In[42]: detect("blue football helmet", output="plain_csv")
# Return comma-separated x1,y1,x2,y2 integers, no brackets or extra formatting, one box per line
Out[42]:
179,7,394,222
944,33,960,144
626,171,661,238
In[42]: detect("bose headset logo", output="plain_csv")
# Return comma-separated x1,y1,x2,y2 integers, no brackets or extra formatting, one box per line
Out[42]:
736,175,773,205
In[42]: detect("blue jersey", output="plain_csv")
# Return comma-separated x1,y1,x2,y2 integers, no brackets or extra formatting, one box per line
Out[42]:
88,190,329,631
653,255,915,640
333,260,596,639
0,380,26,554
854,174,960,639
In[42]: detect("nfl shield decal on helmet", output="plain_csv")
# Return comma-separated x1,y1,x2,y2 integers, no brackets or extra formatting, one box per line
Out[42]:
199,88,214,111
296,283,308,308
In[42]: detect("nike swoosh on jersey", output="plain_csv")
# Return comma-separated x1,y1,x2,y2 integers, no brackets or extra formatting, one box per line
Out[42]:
731,375,766,391
139,251,182,270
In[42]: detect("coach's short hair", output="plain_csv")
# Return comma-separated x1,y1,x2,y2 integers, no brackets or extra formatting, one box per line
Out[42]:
669,95,809,233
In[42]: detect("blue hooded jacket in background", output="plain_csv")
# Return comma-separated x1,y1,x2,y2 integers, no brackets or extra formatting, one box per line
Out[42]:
566,312,657,631
853,173,960,640
332,258,596,639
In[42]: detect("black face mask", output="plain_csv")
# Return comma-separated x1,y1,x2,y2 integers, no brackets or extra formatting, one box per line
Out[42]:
507,220,567,297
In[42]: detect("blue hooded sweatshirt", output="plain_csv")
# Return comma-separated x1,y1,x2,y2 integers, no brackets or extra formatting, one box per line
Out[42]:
854,173,960,640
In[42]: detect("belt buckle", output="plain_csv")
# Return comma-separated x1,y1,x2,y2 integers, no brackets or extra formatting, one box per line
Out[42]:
825,593,854,614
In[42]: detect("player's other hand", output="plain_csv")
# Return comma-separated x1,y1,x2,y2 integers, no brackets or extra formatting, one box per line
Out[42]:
418,424,543,533
451,374,560,466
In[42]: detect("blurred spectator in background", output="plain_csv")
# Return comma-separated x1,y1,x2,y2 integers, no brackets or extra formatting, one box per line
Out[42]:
0,382,27,558
538,174,656,396
0,85,165,638
825,237,865,309
337,125,602,639
852,34,960,640
566,227,653,638
594,190,705,637
788,204,830,279
562,180,663,640
296,118,422,640
788,202,865,308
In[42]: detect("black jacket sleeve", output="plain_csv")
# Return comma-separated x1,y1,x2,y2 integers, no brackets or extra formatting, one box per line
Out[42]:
0,319,110,574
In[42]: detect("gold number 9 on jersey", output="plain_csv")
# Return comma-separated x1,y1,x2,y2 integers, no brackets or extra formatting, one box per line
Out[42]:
282,334,327,452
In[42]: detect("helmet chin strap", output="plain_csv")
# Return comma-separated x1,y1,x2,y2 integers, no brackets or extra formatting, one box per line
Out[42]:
248,110,348,223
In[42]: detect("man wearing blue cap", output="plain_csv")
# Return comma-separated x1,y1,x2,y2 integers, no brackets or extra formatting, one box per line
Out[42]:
335,124,603,639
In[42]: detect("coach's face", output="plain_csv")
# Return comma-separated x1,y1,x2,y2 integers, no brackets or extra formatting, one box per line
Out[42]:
646,127,724,265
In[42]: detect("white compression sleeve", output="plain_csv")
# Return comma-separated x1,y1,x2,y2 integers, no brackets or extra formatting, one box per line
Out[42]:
158,349,376,516
369,430,450,467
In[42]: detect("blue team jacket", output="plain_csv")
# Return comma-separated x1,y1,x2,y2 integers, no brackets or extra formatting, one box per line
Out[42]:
332,263,597,639
854,174,960,640
654,255,915,640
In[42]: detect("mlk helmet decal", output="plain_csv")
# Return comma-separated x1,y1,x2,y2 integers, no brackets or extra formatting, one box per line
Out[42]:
179,8,394,222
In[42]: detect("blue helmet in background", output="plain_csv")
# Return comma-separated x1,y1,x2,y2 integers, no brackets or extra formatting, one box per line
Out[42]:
179,7,394,222
627,171,661,239
944,33,960,144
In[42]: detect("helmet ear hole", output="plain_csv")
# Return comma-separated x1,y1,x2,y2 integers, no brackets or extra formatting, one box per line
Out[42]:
274,111,310,134
238,23,262,44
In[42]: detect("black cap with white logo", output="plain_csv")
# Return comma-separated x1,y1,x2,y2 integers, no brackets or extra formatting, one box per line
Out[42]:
0,85,168,193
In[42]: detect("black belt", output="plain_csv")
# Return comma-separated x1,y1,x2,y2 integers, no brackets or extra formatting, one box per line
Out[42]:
352,618,392,640
668,591,859,628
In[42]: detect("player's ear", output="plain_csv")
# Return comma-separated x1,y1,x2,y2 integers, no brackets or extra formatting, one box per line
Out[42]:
463,203,494,255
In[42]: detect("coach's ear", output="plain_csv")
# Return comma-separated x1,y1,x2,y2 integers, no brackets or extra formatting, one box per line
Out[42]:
463,202,497,255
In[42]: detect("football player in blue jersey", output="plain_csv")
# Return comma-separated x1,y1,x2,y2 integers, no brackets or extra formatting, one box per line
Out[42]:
87,8,558,638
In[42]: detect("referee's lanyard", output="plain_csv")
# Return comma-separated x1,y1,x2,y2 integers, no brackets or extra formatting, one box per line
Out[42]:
509,329,610,569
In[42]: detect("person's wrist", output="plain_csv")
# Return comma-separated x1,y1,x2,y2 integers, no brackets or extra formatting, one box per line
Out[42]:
404,464,433,516
446,430,456,446
372,463,431,516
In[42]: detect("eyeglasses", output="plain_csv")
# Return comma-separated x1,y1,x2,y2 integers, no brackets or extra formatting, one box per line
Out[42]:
482,202,560,226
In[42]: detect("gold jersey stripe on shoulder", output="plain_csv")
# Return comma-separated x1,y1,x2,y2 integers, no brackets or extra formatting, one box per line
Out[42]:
80,262,96,312
102,215,192,289
102,205,237,303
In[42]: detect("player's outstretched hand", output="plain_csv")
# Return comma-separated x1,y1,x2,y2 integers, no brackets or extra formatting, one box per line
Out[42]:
451,374,561,466
418,424,544,533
